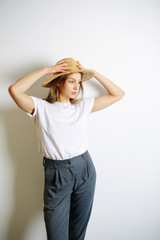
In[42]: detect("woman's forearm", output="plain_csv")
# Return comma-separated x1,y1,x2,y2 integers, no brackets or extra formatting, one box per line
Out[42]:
8,67,47,93
93,70,125,97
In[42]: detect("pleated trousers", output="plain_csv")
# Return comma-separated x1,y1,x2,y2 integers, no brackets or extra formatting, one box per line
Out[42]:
42,150,97,240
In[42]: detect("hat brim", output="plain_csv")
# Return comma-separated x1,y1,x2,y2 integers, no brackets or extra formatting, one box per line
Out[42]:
41,69,95,88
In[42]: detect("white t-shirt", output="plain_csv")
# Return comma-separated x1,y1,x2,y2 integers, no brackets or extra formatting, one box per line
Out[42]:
25,96,95,160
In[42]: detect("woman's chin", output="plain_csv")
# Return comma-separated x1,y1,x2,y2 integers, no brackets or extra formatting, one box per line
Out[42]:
70,95,76,98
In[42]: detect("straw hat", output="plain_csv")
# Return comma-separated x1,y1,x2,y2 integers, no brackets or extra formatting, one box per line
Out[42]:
41,57,95,88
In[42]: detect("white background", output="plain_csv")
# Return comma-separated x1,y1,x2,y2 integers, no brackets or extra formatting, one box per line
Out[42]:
1,0,160,239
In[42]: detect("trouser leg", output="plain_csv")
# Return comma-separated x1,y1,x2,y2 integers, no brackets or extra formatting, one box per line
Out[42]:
43,164,73,240
69,152,97,240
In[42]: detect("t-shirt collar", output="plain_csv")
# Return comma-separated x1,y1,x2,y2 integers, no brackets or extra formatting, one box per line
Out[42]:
53,101,71,107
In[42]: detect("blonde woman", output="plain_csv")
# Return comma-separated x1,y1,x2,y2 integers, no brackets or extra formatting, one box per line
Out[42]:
8,57,125,240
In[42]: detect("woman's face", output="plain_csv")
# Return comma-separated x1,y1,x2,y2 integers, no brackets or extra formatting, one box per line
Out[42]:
60,72,82,100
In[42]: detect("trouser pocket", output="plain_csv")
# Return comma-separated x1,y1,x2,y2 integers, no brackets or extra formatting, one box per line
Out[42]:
82,151,97,178
43,165,73,210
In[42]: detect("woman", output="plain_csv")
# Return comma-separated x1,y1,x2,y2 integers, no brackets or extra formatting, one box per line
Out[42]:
8,57,125,240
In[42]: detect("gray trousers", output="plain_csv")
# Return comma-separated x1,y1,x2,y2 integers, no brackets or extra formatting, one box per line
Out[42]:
42,150,97,240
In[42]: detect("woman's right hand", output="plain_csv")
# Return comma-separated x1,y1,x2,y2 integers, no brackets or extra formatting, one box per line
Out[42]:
45,59,72,75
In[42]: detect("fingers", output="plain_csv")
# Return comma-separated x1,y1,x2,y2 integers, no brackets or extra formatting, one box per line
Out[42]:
57,59,71,65
77,60,81,65
57,60,72,67
57,60,72,72
77,60,83,69
57,59,82,68
57,59,83,70
57,59,67,65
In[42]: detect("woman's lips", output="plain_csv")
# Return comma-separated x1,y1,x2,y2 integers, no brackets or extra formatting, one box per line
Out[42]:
72,92,77,95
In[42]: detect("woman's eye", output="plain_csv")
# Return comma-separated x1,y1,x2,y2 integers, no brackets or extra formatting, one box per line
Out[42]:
69,81,81,84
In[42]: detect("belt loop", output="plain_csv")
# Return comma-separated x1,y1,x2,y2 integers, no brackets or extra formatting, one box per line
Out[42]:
43,157,45,167
82,152,85,159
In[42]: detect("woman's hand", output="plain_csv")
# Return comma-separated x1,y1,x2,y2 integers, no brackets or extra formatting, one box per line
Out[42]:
76,60,84,70
45,59,72,75
76,60,96,75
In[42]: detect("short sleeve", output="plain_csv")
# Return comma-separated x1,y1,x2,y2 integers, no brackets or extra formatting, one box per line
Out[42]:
25,96,41,120
81,97,95,115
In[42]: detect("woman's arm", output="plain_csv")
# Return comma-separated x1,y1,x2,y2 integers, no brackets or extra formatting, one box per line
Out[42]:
8,60,72,115
8,67,47,93
8,67,48,115
93,70,125,97
91,70,125,112
76,60,125,113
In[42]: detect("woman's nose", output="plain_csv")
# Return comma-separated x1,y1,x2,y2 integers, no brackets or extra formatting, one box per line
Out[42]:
74,84,79,89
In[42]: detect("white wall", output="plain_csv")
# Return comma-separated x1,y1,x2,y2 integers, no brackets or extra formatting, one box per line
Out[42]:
1,0,160,239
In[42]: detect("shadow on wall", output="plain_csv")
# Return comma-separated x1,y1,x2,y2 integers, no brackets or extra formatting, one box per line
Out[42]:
3,107,44,240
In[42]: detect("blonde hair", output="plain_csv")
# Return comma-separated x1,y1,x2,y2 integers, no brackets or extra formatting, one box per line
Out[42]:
42,72,84,104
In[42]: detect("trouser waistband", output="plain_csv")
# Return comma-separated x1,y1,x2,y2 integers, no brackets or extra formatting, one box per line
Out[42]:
43,150,88,168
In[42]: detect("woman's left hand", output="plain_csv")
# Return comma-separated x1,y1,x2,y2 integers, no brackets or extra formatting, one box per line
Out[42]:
76,60,84,70
76,60,95,75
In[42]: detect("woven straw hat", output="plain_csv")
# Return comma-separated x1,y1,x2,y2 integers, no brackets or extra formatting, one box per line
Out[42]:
41,57,95,88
